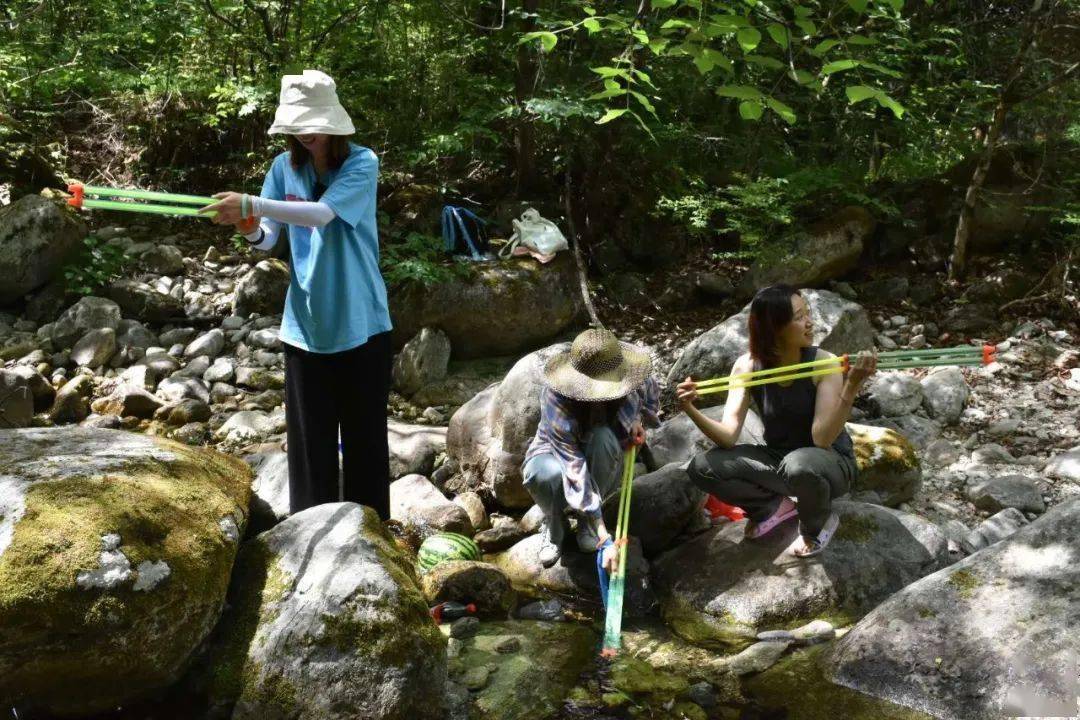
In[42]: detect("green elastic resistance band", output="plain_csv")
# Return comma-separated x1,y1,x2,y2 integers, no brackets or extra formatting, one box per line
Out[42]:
601,444,638,656
82,185,216,206
80,199,216,218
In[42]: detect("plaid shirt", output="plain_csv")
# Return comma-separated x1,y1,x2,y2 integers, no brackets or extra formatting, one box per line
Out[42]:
524,376,661,517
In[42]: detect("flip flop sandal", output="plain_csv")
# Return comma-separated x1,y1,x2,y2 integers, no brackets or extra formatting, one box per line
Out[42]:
745,497,799,539
793,512,840,558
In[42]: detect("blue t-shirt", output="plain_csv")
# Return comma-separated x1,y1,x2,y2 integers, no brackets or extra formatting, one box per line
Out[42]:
259,143,392,353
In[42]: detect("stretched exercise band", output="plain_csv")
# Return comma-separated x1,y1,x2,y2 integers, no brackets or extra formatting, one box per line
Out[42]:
695,344,995,397
600,438,641,658
64,182,260,234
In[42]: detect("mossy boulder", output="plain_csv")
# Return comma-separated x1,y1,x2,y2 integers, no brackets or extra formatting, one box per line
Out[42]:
390,253,584,360
420,560,516,617
650,501,948,651
202,502,447,720
0,426,251,716
0,195,86,305
848,423,923,506
827,497,1080,720
451,620,596,720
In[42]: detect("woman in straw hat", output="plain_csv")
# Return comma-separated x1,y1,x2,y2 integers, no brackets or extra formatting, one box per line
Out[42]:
523,328,660,571
676,284,876,558
201,70,393,519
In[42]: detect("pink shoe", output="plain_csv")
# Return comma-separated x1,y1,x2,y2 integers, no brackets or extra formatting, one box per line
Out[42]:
745,497,798,539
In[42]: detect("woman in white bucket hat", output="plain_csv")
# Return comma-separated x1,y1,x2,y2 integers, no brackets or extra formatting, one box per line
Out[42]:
202,70,394,520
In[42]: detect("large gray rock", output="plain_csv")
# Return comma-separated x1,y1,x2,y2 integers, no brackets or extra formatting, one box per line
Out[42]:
0,195,86,305
140,244,185,275
391,474,474,535
393,327,452,396
667,289,873,386
244,450,290,533
391,253,584,359
71,327,117,367
388,420,447,479
107,279,184,323
602,463,706,558
90,383,165,419
447,343,569,509
646,406,765,468
827,498,1080,720
651,501,948,650
920,366,969,425
203,502,446,720
961,508,1029,554
50,296,122,349
0,427,251,716
740,207,875,293
966,475,1045,514
6,365,54,413
232,259,289,318
419,560,516,617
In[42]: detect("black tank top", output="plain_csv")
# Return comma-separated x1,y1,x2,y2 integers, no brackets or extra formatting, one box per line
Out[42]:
749,345,854,458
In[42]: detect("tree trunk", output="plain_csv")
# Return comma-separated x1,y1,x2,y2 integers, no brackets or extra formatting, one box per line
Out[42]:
948,97,1009,280
513,0,540,197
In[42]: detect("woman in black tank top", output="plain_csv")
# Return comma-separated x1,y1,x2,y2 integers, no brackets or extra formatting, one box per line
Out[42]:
676,284,877,558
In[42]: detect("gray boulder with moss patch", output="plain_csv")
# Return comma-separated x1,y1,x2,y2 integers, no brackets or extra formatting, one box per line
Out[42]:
0,426,251,716
203,502,446,720
827,497,1080,720
390,253,584,360
651,501,948,650
447,343,569,509
848,423,923,506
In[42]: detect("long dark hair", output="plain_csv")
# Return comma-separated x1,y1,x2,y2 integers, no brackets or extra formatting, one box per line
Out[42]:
748,284,801,368
287,135,352,171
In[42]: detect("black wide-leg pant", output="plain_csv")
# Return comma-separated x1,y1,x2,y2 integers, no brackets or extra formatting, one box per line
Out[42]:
283,331,392,519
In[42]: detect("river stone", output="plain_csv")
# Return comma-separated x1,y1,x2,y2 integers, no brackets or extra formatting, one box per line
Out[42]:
651,501,948,650
0,195,86,305
157,376,210,405
961,508,1029,554
393,327,452,396
391,474,474,535
141,245,185,275
203,502,446,720
827,497,1080,720
740,206,875,293
848,423,922,507
0,427,251,716
232,259,289,318
107,279,184,323
600,463,706,558
1044,446,1080,482
388,420,447,479
920,367,969,425
491,533,655,617
6,365,54,413
447,343,570,509
0,369,34,428
420,560,516,617
51,373,97,423
667,290,873,388
91,383,165,419
867,372,924,417
244,450,290,534
966,475,1045,514
50,296,122,349
453,491,490,532
390,253,584,359
71,327,117,367
473,517,529,554
646,406,765,468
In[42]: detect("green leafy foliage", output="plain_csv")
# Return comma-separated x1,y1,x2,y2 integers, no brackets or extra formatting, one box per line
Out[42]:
62,235,129,296
379,232,472,288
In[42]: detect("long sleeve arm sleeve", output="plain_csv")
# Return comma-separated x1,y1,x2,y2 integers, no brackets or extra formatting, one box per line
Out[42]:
251,196,336,227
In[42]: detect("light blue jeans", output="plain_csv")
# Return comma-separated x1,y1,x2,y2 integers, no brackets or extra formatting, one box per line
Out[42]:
522,425,623,549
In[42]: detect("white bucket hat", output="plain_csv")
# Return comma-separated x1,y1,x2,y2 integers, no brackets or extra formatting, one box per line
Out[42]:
268,70,355,136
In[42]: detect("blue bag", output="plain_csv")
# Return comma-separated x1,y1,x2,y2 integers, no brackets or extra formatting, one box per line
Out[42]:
441,205,489,260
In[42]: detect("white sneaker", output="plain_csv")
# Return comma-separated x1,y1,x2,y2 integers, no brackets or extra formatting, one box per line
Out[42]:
538,530,562,568
575,516,601,553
